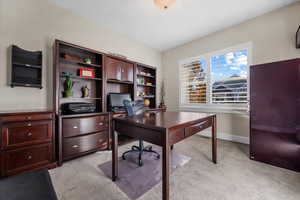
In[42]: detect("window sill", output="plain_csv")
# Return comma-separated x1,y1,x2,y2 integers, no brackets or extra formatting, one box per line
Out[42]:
179,104,249,115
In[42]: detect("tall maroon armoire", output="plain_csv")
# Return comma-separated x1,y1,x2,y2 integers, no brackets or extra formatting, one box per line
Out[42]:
250,58,300,172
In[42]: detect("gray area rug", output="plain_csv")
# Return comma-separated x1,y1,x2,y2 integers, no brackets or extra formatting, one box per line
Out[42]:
99,147,191,200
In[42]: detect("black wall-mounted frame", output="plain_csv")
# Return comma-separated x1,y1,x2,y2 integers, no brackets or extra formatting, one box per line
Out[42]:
11,45,43,89
297,26,300,49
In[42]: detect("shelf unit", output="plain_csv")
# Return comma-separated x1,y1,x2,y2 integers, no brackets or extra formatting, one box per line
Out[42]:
54,41,104,114
11,45,43,89
136,63,157,108
53,40,109,166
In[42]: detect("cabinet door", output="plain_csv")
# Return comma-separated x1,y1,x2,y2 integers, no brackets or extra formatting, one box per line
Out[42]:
121,62,134,82
106,57,122,80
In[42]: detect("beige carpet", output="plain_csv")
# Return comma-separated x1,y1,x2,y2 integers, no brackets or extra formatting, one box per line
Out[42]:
50,136,300,200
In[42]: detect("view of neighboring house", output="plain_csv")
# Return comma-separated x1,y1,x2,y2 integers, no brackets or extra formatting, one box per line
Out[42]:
212,75,247,104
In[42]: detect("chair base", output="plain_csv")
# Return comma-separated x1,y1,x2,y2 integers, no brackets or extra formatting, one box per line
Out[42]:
122,140,160,167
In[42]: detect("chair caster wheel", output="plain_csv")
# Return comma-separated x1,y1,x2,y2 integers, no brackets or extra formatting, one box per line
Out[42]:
138,160,143,167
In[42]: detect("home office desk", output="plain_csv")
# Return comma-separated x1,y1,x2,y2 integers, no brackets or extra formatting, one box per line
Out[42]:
112,111,217,200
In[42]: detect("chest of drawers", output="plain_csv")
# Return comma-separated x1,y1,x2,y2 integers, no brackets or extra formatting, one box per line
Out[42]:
0,111,56,177
58,113,110,165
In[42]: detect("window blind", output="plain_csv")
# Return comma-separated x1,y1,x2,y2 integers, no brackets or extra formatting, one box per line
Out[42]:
180,60,207,104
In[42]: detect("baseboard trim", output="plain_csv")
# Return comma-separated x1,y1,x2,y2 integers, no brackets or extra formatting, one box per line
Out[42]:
198,131,249,144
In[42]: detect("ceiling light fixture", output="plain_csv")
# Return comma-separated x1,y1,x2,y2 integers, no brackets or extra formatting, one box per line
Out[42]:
153,0,176,10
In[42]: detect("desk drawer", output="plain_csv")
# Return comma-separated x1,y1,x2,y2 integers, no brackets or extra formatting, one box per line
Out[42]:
185,119,212,138
62,131,108,158
3,143,53,176
1,113,53,123
63,115,108,137
1,121,52,149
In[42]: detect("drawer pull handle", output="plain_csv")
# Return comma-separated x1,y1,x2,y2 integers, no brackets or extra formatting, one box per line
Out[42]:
27,132,32,136
72,145,79,148
73,126,78,129
27,155,32,160
28,123,32,127
27,116,32,120
99,122,104,126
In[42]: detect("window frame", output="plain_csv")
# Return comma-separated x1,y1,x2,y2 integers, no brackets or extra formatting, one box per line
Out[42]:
178,42,253,113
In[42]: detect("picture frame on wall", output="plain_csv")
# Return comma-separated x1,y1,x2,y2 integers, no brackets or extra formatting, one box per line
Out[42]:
297,26,300,49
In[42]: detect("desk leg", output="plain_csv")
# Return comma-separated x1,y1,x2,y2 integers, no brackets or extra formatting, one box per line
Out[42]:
162,130,170,200
112,120,118,181
212,115,217,164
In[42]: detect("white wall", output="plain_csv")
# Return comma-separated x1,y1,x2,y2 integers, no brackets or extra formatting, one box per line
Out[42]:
0,0,162,111
162,2,300,141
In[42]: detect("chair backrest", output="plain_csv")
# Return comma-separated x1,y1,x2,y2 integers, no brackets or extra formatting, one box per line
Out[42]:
123,99,144,117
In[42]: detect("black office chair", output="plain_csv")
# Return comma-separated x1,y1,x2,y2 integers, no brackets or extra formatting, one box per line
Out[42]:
122,99,160,166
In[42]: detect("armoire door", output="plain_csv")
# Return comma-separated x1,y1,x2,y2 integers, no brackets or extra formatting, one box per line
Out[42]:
121,63,134,82
106,57,122,81
250,58,300,172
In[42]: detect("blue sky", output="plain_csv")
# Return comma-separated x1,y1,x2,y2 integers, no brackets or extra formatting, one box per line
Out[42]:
211,49,248,81
198,49,248,82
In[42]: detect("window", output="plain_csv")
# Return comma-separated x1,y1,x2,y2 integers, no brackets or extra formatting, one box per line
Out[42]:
179,42,252,111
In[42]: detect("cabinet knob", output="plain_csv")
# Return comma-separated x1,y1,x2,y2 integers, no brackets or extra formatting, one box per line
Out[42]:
27,116,32,120
72,145,79,148
27,132,32,136
27,123,32,127
99,122,103,126
73,126,78,129
27,155,32,160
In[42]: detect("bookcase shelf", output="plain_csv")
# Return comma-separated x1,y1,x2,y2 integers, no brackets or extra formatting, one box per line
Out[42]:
60,58,102,68
60,75,102,81
54,40,105,115
136,63,157,108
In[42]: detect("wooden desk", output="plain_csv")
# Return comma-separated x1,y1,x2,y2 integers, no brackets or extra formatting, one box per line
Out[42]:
112,111,217,200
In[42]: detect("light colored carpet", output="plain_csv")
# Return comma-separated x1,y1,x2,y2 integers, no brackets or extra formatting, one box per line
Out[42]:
50,136,300,200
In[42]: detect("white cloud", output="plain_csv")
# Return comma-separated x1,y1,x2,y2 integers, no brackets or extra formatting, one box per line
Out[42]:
235,54,248,65
225,52,234,64
240,70,248,78
230,66,240,70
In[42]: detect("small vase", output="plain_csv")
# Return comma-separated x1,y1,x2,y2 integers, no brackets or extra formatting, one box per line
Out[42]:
64,90,73,98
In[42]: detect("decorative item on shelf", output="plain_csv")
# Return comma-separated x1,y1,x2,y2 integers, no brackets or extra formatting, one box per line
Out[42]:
140,71,146,76
62,72,75,76
296,25,300,49
81,86,90,98
61,53,81,62
108,52,127,59
144,98,151,107
146,82,153,86
137,78,145,85
159,81,167,110
79,67,95,78
83,58,92,64
63,76,74,98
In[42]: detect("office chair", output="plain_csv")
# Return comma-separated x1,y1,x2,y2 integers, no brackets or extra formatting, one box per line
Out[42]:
122,99,160,166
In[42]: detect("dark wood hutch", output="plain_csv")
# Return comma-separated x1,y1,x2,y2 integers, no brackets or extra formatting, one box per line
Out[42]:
53,40,160,166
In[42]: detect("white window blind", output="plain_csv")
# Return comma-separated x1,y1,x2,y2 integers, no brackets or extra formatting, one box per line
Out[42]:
180,59,207,104
179,43,251,110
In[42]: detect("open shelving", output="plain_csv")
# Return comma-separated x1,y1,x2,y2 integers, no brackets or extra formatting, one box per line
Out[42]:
54,40,105,115
136,63,157,108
